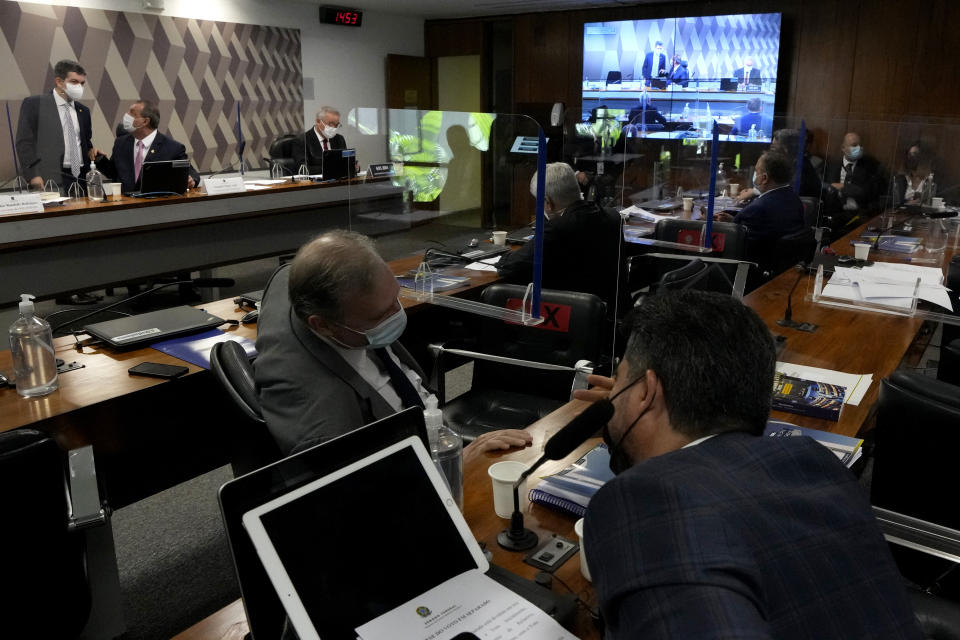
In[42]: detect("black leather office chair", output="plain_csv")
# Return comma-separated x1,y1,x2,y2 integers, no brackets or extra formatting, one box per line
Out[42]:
909,587,960,640
872,371,960,530
747,226,818,292
434,285,608,442
267,133,301,177
0,429,100,638
209,340,282,475
655,258,735,293
937,256,960,384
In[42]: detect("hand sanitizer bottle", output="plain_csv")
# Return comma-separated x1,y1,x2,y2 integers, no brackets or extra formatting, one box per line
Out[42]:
424,394,463,509
9,294,59,397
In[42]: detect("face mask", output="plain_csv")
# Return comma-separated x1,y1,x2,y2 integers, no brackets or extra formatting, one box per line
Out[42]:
322,125,338,140
599,377,649,475
846,145,863,161
337,304,407,349
63,82,84,101
906,154,920,170
753,170,759,186
122,113,137,133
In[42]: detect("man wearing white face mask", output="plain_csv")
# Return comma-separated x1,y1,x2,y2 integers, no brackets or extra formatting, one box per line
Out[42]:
16,59,93,191
292,106,349,175
256,230,533,458
91,100,199,193
824,131,885,229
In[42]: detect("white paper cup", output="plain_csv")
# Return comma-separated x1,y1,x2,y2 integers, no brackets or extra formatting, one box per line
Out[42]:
932,197,945,209
728,183,739,196
492,230,507,246
853,242,870,260
488,460,528,519
105,182,122,199
574,517,591,582
682,197,694,212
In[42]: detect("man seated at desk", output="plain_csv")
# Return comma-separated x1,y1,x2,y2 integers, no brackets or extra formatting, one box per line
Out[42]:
255,230,531,458
91,99,199,193
497,162,627,318
733,56,763,90
292,106,349,174
822,131,885,230
730,97,765,137
578,291,922,639
716,150,805,254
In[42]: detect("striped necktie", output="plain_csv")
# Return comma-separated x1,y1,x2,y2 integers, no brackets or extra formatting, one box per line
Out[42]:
63,104,81,177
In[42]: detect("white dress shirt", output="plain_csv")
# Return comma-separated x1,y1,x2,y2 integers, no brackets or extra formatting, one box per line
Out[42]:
133,129,159,170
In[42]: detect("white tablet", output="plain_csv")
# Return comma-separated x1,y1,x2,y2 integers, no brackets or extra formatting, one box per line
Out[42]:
242,435,488,640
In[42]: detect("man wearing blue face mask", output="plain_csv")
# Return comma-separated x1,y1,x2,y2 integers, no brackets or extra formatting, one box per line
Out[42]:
823,131,885,229
574,291,922,639
256,230,532,458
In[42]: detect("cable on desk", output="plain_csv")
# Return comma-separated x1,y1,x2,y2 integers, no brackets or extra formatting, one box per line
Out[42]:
550,570,600,620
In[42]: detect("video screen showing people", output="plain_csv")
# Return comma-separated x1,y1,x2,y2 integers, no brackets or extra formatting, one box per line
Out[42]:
582,13,781,142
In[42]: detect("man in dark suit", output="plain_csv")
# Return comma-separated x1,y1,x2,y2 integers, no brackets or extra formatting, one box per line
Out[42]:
822,131,885,229
15,59,93,191
731,97,765,137
576,291,922,640
92,99,199,193
291,106,349,175
255,230,532,457
717,151,805,263
498,162,628,319
666,54,689,88
733,56,763,89
641,41,666,89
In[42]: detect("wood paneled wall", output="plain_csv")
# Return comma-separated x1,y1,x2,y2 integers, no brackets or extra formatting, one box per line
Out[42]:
426,0,960,167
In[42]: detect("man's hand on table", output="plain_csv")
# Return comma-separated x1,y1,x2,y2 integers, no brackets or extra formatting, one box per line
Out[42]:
463,429,533,464
572,374,614,403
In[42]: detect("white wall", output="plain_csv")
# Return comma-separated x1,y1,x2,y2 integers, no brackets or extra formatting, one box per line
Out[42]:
12,0,425,167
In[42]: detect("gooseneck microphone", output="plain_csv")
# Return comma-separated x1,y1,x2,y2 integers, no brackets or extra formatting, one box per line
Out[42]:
776,263,817,333
498,400,615,551
49,277,234,336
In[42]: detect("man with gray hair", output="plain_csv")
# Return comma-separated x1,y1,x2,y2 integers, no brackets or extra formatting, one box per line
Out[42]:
498,162,627,317
256,230,531,457
292,105,348,174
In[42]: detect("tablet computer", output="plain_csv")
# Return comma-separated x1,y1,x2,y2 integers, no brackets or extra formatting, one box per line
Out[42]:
241,435,487,640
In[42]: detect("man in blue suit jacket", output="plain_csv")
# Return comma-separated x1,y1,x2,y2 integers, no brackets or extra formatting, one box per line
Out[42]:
641,41,666,88
578,291,922,639
16,60,93,191
93,99,199,193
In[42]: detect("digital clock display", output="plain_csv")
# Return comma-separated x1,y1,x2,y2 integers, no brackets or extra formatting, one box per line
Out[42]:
320,6,363,27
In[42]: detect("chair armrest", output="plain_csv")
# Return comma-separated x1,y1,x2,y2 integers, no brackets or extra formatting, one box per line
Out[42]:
67,445,107,531
570,360,594,399
873,506,960,564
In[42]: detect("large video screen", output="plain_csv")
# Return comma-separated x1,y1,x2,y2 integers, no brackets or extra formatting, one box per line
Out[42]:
582,13,782,143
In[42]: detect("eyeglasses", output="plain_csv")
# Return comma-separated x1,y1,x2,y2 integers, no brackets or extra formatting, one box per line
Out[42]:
321,120,342,129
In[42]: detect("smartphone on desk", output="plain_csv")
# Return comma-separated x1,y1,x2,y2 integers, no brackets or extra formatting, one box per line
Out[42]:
128,362,189,379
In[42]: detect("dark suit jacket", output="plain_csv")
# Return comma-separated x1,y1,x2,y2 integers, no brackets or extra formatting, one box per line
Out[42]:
95,131,199,193
731,112,764,136
291,128,347,174
497,200,628,317
734,184,805,246
667,63,689,87
584,432,923,640
733,66,764,88
823,154,885,211
254,264,426,456
641,52,666,83
15,92,93,184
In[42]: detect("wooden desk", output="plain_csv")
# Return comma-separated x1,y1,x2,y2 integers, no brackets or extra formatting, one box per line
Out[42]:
0,177,402,305
172,400,601,640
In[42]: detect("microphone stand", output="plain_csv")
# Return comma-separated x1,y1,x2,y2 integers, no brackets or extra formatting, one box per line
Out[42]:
497,453,547,551
777,264,818,333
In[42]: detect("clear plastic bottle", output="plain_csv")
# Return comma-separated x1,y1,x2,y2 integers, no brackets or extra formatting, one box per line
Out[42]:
9,294,59,397
682,103,690,121
748,124,757,141
424,395,463,510
716,162,729,196
86,166,105,202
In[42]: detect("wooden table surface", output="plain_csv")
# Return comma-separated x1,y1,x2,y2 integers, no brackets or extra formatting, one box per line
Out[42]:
172,399,602,640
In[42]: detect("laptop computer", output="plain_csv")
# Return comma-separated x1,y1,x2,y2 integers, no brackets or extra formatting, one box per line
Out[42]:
308,149,357,181
83,305,226,349
130,158,191,196
220,408,575,640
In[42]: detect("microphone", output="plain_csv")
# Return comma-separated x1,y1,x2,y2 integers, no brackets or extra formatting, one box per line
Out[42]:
49,277,235,335
497,400,615,551
776,264,818,333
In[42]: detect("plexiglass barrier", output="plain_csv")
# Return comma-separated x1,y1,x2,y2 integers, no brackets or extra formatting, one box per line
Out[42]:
806,118,960,326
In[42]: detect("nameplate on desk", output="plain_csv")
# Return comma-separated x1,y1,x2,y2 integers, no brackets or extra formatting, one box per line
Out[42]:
0,194,43,216
367,163,395,178
204,177,246,195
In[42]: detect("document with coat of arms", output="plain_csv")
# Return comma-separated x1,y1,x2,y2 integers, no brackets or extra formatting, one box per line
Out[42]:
355,568,577,640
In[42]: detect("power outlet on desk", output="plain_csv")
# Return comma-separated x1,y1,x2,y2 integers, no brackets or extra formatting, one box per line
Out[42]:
523,534,578,573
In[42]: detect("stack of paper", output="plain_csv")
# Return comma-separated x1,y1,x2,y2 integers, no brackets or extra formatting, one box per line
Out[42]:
820,262,952,311
620,204,677,223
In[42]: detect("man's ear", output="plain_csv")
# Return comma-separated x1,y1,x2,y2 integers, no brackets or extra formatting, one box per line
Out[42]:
307,314,331,335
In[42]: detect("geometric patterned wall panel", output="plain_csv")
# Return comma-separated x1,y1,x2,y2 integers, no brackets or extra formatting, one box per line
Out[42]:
0,1,302,178
584,13,781,84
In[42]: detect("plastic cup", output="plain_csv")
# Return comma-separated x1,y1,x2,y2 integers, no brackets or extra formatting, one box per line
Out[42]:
492,231,507,246
932,197,945,209
853,242,870,260
574,517,591,582
728,183,739,196
488,460,528,519
107,182,122,199
682,197,694,212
